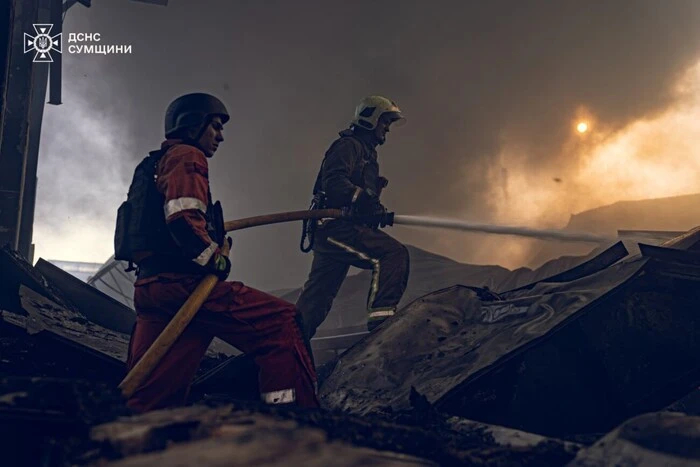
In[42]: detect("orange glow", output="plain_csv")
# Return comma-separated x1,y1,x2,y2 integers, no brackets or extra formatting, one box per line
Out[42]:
479,61,700,269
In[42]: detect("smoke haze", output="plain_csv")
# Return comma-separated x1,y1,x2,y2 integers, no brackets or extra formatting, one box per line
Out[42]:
34,0,700,290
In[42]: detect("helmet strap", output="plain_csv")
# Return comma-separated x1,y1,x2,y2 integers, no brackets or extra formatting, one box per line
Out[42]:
178,119,211,152
193,117,212,142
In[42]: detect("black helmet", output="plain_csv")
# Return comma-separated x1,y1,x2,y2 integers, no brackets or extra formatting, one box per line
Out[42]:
164,93,230,138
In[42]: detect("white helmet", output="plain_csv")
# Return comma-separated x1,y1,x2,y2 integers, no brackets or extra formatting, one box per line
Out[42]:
351,95,405,130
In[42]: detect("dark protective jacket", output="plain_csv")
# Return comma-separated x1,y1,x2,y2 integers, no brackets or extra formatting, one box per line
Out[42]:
134,140,224,281
296,128,409,341
313,129,381,208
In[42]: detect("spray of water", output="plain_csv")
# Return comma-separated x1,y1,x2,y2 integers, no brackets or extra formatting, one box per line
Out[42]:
393,215,614,243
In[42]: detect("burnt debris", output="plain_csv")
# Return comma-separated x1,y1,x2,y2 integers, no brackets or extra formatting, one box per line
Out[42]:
2,233,700,465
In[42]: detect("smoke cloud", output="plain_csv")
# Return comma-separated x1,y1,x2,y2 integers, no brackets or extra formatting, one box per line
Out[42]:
35,0,700,289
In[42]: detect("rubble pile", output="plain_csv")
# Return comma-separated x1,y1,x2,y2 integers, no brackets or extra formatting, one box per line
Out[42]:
321,234,700,438
568,412,700,466
84,400,583,466
0,377,129,466
2,227,700,465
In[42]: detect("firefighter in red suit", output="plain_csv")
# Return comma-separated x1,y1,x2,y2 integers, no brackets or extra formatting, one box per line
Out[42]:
123,93,318,412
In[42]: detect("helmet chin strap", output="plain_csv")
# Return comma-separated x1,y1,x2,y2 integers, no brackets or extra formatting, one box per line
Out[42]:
194,119,210,141
181,120,211,154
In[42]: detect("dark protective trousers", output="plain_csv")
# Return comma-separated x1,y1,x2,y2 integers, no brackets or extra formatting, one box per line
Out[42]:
126,276,319,413
296,220,410,340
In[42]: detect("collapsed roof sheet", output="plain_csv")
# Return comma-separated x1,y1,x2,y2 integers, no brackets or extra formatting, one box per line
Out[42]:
321,258,645,415
321,231,700,436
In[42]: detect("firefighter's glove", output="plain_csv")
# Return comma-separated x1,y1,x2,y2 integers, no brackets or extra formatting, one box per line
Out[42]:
358,202,394,229
208,252,231,281
365,202,386,229
350,188,394,228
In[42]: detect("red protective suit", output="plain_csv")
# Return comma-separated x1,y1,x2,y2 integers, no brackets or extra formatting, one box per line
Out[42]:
125,140,318,413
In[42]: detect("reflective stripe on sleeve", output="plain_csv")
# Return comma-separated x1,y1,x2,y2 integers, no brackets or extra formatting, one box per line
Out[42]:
164,197,207,218
351,187,363,204
193,241,218,266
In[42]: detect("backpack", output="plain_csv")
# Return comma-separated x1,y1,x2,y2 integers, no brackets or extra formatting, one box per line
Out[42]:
114,149,177,269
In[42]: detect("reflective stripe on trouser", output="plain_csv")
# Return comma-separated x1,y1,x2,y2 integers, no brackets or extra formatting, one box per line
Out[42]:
261,388,295,404
326,237,383,311
366,309,395,322
126,277,319,413
326,236,395,322
295,221,410,340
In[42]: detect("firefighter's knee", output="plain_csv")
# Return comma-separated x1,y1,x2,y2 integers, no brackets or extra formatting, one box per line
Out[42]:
387,243,409,270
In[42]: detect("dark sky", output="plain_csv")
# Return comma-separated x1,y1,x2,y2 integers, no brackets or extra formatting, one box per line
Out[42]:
35,0,700,290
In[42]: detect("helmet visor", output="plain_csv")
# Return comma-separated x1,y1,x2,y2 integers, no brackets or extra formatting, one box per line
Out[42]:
382,111,406,127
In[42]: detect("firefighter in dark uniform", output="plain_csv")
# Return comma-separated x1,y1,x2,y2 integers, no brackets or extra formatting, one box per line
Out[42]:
296,96,410,340
118,93,318,412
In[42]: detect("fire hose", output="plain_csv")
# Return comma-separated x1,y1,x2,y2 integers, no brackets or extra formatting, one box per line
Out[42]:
118,208,611,398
